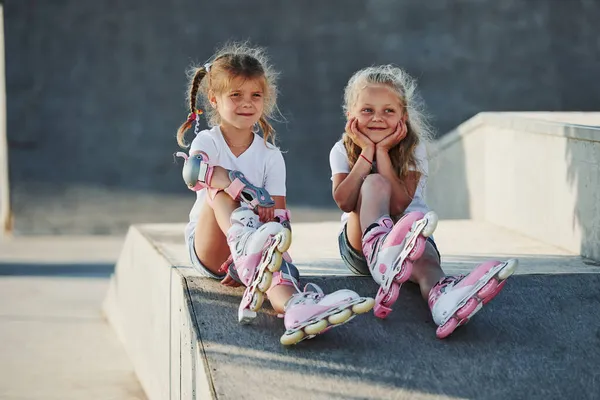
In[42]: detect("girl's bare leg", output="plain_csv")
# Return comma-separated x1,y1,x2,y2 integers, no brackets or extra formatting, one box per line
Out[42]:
192,192,239,275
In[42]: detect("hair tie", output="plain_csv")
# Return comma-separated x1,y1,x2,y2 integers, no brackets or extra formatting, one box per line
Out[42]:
204,63,212,72
186,109,203,123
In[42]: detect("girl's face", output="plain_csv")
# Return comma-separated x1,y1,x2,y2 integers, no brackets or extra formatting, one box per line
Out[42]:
212,76,265,131
348,84,405,143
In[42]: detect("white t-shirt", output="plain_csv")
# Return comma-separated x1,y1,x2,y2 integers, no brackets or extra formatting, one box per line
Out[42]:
329,139,430,223
184,126,286,240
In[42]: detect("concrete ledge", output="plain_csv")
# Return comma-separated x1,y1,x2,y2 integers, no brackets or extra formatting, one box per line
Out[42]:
427,112,600,261
104,221,600,400
103,225,214,400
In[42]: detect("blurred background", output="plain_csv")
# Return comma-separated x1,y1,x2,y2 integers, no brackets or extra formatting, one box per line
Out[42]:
4,0,600,234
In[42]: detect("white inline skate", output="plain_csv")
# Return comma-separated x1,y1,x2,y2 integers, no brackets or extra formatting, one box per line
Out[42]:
280,283,375,346
429,258,518,338
362,211,438,319
227,207,292,324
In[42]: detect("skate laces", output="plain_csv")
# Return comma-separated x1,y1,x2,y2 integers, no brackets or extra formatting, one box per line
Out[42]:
434,275,464,294
302,283,324,298
287,282,324,309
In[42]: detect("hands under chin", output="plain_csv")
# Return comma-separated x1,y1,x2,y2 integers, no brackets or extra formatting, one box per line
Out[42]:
376,121,408,152
346,117,375,151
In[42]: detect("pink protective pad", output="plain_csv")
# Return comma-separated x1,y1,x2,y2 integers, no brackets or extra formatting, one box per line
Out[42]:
224,178,246,202
181,151,215,192
265,270,298,298
223,170,275,209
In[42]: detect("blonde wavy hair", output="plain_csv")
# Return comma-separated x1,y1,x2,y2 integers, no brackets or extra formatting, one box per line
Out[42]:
177,42,279,148
342,65,433,181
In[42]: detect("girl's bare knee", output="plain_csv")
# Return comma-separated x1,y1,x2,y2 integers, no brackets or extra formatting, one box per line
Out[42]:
361,174,391,196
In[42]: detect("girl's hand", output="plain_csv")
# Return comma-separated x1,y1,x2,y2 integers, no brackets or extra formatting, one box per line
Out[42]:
346,118,375,151
220,272,242,288
256,205,275,223
376,120,407,152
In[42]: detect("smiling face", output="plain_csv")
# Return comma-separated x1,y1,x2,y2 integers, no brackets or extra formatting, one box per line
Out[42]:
211,75,265,131
348,84,405,143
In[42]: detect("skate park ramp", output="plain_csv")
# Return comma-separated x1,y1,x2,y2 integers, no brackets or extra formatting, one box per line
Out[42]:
104,113,600,400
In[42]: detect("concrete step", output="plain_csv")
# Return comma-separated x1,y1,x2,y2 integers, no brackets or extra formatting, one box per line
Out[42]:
103,219,600,400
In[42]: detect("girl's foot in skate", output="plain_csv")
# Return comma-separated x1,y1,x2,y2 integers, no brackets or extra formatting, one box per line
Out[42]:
280,283,375,346
363,211,438,319
428,258,518,339
227,207,292,324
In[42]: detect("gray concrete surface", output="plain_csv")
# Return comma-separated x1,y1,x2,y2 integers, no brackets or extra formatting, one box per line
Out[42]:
189,273,600,400
5,0,600,228
105,219,600,400
427,112,600,261
0,235,146,400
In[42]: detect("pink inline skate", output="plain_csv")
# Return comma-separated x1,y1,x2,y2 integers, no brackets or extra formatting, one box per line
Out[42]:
362,211,438,319
428,258,518,339
227,207,292,324
280,283,375,346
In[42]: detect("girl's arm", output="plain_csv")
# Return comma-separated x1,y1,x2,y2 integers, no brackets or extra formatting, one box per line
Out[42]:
273,196,286,209
204,166,233,189
375,148,418,216
332,147,374,212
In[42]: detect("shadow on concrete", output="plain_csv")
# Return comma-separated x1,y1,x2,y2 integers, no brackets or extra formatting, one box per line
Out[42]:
564,125,600,262
0,262,114,277
187,274,600,400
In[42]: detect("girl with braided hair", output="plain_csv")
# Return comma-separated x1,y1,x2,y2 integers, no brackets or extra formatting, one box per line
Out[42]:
176,43,374,345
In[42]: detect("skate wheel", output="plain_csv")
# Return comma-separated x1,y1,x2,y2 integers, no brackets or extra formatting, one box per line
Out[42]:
328,309,352,325
477,278,498,299
376,283,400,307
267,251,283,272
257,271,272,292
408,236,426,261
498,259,518,281
373,303,392,319
422,211,438,237
394,260,413,283
249,291,264,312
456,298,479,319
280,330,305,346
352,297,375,314
276,229,292,252
304,319,328,335
436,318,459,339
483,280,506,305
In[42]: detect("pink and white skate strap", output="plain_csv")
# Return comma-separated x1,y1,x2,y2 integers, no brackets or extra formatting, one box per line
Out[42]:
274,209,291,222
224,171,275,209
362,215,394,266
224,178,246,201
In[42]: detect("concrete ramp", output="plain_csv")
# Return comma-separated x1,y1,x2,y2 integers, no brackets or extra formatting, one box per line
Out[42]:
427,112,600,261
103,221,600,400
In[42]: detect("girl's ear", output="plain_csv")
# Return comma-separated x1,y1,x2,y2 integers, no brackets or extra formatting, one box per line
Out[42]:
208,90,217,108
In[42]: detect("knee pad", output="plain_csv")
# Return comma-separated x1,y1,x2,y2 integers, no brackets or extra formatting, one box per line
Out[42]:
176,151,215,191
